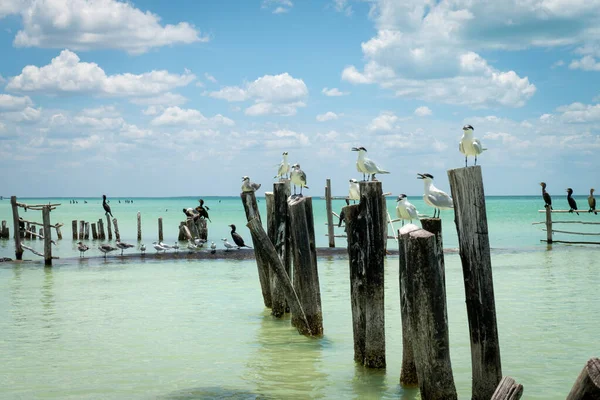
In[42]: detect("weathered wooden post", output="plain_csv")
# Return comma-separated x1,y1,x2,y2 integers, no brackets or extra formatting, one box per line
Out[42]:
178,221,186,240
38,227,43,239
84,222,90,240
79,220,85,240
72,220,78,240
197,218,208,241
566,358,600,400
343,181,385,367
448,166,502,400
491,376,524,400
98,219,105,240
420,218,445,281
382,194,388,253
241,190,272,308
180,222,192,241
91,223,98,240
137,212,142,241
1,220,9,239
288,195,323,336
25,223,31,239
158,217,163,242
112,218,120,241
10,196,23,260
55,224,62,240
42,205,52,266
405,228,457,400
106,215,113,240
545,206,552,244
325,178,335,247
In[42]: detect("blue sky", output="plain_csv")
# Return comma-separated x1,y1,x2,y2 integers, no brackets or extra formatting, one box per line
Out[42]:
1,0,600,198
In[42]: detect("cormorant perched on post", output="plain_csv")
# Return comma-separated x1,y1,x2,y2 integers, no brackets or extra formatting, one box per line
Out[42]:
102,195,113,217
229,224,252,248
566,188,579,215
195,199,211,222
540,182,552,210
588,188,597,215
338,198,350,227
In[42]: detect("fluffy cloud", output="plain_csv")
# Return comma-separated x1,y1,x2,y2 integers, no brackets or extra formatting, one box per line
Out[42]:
414,106,432,117
2,0,206,54
245,101,305,117
368,111,399,132
0,94,33,110
262,0,293,14
150,106,235,126
569,56,600,71
130,92,188,106
316,111,339,122
322,87,349,96
264,129,310,149
555,103,600,123
204,73,217,83
7,50,195,97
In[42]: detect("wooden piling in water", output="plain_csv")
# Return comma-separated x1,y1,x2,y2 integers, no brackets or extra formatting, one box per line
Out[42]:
241,190,272,308
288,196,323,337
344,181,386,368
25,223,31,239
12,197,23,260
106,215,113,240
491,376,523,400
180,222,192,241
79,220,85,240
158,217,163,242
98,219,105,240
91,223,98,240
38,227,43,239
42,205,52,266
72,220,78,240
1,220,9,239
545,206,552,244
55,224,62,240
84,222,90,240
112,218,120,241
566,358,600,400
420,218,445,283
448,166,502,400
137,212,142,241
325,178,335,247
197,218,208,241
405,228,456,399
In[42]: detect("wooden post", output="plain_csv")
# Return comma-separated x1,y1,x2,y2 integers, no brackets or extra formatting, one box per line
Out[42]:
98,219,105,240
325,178,335,247
158,217,163,242
491,377,524,400
180,223,192,241
420,218,445,283
545,206,553,244
288,196,323,336
398,223,421,387
344,181,385,368
25,223,31,239
106,215,113,240
382,194,388,253
11,196,23,260
566,358,600,400
246,217,313,336
405,228,457,400
91,223,98,240
79,220,85,240
448,166,502,400
1,220,9,239
178,221,186,240
42,205,52,266
84,222,90,240
112,218,120,241
137,212,142,241
197,218,208,241
241,190,272,308
55,224,62,240
38,227,43,238
72,220,78,240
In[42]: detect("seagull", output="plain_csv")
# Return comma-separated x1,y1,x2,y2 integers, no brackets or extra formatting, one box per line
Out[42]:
351,146,390,181
183,207,197,219
229,224,252,248
221,238,237,251
396,194,419,225
417,173,453,218
98,244,118,259
194,238,207,247
588,188,597,215
140,243,146,254
275,151,290,180
77,241,90,258
159,242,173,251
152,241,167,253
195,199,211,222
459,124,486,167
242,176,261,192
348,178,360,203
102,194,113,217
290,163,309,196
566,188,579,215
172,242,180,252
210,241,217,254
187,240,201,252
115,240,135,256
540,182,552,210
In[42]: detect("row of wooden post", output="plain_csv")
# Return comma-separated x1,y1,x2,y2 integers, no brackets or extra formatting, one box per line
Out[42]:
10,196,57,265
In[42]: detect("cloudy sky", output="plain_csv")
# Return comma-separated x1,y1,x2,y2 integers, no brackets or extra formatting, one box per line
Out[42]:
1,0,599,197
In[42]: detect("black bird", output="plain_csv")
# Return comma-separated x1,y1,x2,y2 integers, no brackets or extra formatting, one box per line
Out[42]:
195,199,211,222
588,188,597,215
566,188,579,215
540,182,552,210
338,199,350,227
229,224,252,248
102,194,113,217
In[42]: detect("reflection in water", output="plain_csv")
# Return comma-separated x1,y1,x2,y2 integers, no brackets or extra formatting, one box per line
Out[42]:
41,267,61,342
161,386,270,400
10,265,26,327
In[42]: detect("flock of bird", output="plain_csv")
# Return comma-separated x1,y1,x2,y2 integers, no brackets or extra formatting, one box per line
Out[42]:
540,183,596,215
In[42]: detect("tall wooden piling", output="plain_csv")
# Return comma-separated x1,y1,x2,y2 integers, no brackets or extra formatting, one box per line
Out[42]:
158,217,163,242
197,218,208,241
91,223,98,240
42,206,52,266
545,206,552,244
79,220,85,240
106,215,113,240
84,222,90,240
38,227,43,239
448,166,502,400
25,223,31,239
1,220,9,239
420,218,445,282
72,220,78,240
137,212,142,241
344,181,386,368
98,219,105,240
241,190,272,308
566,358,600,400
405,228,456,400
288,196,323,336
112,218,120,241
10,196,23,260
325,178,335,247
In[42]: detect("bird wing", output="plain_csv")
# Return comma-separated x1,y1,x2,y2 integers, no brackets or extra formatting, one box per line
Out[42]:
406,202,419,219
459,141,464,154
300,170,308,186
473,139,484,154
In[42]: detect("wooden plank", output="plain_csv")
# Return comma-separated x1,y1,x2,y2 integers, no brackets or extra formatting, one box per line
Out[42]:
533,221,600,225
544,229,600,236
542,240,600,245
538,209,589,213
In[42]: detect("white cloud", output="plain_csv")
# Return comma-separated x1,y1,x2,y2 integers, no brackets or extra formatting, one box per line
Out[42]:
7,50,195,96
5,0,206,54
142,106,162,116
264,129,310,149
322,87,350,96
414,106,432,117
262,0,293,14
556,102,600,123
130,92,187,106
316,111,339,122
204,73,217,83
368,111,399,132
0,94,33,110
333,0,352,16
569,56,600,71
80,105,120,118
151,106,235,126
209,86,249,102
2,106,42,123
245,101,306,117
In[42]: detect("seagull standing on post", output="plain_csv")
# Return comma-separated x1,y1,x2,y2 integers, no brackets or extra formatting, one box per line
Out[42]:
102,195,113,217
348,179,360,203
351,147,389,181
275,151,290,180
459,124,486,167
396,194,419,225
242,176,261,192
417,173,453,218
290,163,309,197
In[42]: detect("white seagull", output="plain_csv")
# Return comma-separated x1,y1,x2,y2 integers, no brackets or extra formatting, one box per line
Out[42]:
242,176,261,192
274,151,290,180
172,242,180,252
140,243,146,254
77,241,90,258
417,173,453,218
221,238,237,251
115,240,135,256
290,163,309,197
396,194,419,225
351,146,390,181
152,241,167,253
194,238,207,247
210,241,217,254
348,178,360,203
98,244,118,259
459,124,486,167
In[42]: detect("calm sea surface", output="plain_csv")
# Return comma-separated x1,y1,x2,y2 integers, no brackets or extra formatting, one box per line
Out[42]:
0,195,599,399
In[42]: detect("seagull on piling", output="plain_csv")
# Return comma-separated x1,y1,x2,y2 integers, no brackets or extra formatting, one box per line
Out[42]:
566,188,579,215
159,242,173,251
242,176,261,192
221,238,237,251
140,243,146,254
351,146,389,181
417,173,453,218
210,241,217,254
348,178,360,203
588,188,597,215
290,163,309,197
396,194,419,225
540,182,552,210
172,242,180,252
77,241,90,258
152,241,167,253
115,240,135,256
194,238,207,247
98,244,118,259
275,151,290,180
459,124,486,167
229,224,252,248
102,195,113,217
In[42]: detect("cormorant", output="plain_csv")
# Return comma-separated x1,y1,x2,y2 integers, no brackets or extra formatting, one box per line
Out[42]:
195,199,211,222
588,188,597,215
566,188,579,215
540,182,552,209
102,195,113,217
229,224,252,248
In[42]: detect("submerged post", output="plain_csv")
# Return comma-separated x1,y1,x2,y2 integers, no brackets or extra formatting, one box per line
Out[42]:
91,223,98,240
112,218,120,241
545,206,552,244
72,220,78,240
84,222,90,240
197,218,208,241
448,166,502,400
10,196,23,260
79,220,85,240
344,181,385,368
137,212,142,241
325,178,335,247
98,219,105,240
42,205,52,266
55,224,62,240
106,215,113,240
1,220,9,239
566,358,600,400
158,217,163,242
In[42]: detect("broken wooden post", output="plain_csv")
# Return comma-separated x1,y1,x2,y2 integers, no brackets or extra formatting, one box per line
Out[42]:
420,218,445,282
55,224,62,240
448,166,502,400
288,195,323,336
178,222,186,240
91,223,98,240
158,217,163,242
545,206,552,244
25,223,31,239
491,376,524,400
72,220,78,240
10,196,23,260
84,222,90,240
137,212,142,241
398,223,421,387
246,217,313,336
79,220,85,240
38,227,43,239
382,194,388,253
180,222,192,241
106,215,113,240
42,205,52,266
1,220,9,239
197,218,208,241
325,178,335,247
241,190,272,308
405,228,456,399
112,218,120,241
343,181,385,368
98,219,105,240
566,358,600,400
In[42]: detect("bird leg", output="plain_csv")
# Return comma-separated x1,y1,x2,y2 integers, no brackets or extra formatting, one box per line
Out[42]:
475,155,477,166
371,173,377,181
465,156,467,168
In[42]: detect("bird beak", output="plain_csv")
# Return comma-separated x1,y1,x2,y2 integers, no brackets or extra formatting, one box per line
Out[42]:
351,147,358,151
417,173,424,179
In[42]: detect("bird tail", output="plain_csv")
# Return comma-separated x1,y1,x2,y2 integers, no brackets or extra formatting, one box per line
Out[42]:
304,185,310,189
379,170,390,174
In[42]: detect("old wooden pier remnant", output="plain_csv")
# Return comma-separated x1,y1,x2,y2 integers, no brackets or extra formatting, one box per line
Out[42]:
535,208,600,245
567,357,600,400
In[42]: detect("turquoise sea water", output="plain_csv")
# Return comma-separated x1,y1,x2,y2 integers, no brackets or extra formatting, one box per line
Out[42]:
0,195,599,399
